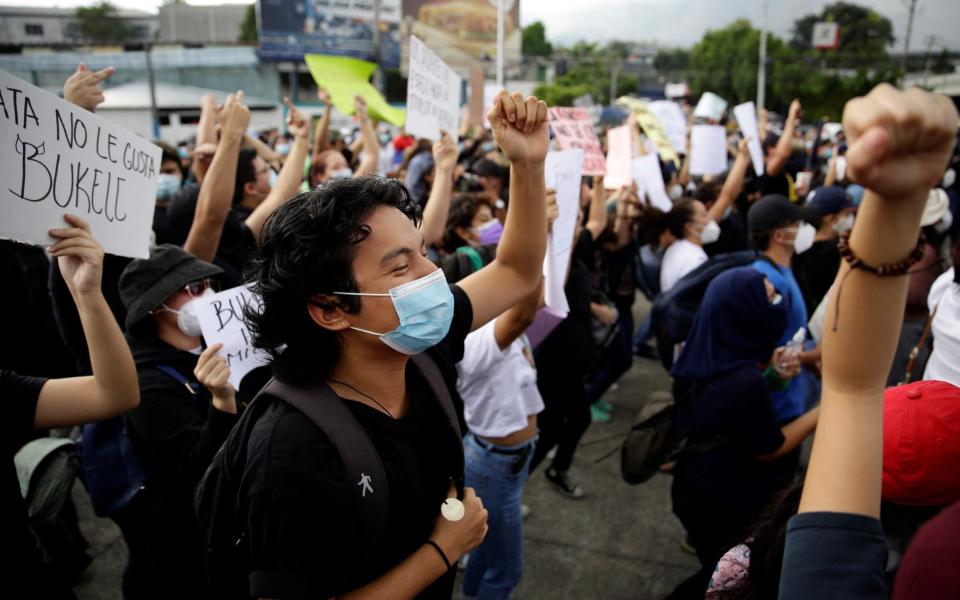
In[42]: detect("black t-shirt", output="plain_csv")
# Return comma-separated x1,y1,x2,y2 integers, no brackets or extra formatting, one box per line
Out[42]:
792,238,840,315
779,512,887,600
536,229,598,378
704,209,749,257
0,370,73,598
760,171,790,197
166,183,256,288
238,285,473,600
673,365,786,514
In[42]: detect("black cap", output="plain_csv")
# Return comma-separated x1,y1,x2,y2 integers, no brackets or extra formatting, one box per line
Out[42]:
119,244,223,332
806,186,854,216
748,194,816,233
470,158,508,180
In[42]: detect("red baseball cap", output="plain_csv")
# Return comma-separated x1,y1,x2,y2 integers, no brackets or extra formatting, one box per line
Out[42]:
883,380,960,506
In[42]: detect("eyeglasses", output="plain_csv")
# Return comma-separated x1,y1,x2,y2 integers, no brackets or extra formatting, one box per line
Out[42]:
184,279,211,297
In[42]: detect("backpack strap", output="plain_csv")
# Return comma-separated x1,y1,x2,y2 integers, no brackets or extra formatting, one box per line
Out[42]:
263,378,389,555
410,353,465,498
155,364,200,396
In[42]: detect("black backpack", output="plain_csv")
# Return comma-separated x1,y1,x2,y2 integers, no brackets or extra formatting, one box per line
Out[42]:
650,250,759,371
194,353,463,599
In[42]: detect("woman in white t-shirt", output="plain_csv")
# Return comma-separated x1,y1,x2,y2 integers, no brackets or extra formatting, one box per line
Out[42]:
456,279,544,600
924,260,960,387
658,199,718,293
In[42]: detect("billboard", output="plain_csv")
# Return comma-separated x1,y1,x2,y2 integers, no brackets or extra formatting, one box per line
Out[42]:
402,0,522,72
257,0,402,67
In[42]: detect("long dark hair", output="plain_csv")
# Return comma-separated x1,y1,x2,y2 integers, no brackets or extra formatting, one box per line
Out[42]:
244,177,419,384
635,198,699,247
733,483,804,599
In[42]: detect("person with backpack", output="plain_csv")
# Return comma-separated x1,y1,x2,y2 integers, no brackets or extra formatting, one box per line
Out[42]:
196,90,549,600
747,195,819,424
665,266,820,599
97,245,238,599
5,215,139,599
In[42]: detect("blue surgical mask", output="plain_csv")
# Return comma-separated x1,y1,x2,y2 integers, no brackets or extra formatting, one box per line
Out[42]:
335,268,454,354
275,143,291,157
156,173,182,199
329,168,354,180
268,169,278,189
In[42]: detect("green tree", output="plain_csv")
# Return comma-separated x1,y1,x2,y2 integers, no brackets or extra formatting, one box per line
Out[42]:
931,49,956,75
239,3,258,43
74,1,134,44
522,21,552,57
654,48,690,73
790,2,894,69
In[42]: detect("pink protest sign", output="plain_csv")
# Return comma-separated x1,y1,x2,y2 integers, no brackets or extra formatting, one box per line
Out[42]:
548,107,606,176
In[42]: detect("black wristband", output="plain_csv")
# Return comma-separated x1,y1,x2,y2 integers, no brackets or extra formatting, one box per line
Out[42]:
425,540,452,570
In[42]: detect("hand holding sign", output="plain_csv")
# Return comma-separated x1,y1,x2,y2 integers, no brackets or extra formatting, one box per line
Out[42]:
546,188,559,232
194,343,238,415
487,91,549,165
433,130,458,173
63,63,115,113
48,214,104,299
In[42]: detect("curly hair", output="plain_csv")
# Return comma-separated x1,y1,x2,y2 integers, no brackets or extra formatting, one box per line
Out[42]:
244,176,420,384
443,192,491,253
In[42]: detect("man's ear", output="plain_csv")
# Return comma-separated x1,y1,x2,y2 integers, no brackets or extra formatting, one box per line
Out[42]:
307,295,352,332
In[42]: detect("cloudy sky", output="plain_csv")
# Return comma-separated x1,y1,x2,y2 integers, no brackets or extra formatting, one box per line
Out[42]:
6,0,959,50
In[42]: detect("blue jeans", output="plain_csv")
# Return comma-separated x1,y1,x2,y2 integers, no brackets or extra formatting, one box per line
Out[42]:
632,313,653,348
461,432,535,600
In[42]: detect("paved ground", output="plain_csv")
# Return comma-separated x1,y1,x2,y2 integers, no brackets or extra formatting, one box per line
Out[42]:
73,299,699,599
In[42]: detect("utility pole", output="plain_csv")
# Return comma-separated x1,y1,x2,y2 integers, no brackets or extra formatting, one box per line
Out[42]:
901,0,918,76
496,0,504,87
371,0,384,92
145,41,159,139
756,0,768,110
610,64,619,104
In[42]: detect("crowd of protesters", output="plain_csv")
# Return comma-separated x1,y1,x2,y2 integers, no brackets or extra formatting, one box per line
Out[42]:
3,56,960,600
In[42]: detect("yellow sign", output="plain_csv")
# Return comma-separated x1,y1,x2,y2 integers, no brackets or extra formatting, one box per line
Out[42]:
616,97,680,167
304,54,406,127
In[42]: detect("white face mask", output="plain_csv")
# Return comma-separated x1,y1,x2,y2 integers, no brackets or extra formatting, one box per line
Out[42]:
669,184,684,201
786,222,817,254
329,168,353,181
943,168,956,188
832,213,855,234
699,219,721,244
161,288,214,337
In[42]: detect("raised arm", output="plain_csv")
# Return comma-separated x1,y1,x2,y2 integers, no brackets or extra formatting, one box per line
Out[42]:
36,215,139,429
707,137,751,222
312,88,333,161
767,99,801,176
193,95,220,183
584,175,608,240
242,133,282,173
245,97,309,243
798,85,958,518
353,96,380,177
419,131,458,247
823,154,838,187
458,91,549,331
184,91,250,262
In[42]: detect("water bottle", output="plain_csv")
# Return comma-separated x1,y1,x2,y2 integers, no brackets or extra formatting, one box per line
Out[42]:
776,327,806,377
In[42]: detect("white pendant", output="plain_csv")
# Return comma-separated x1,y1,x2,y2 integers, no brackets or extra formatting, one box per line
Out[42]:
441,498,465,522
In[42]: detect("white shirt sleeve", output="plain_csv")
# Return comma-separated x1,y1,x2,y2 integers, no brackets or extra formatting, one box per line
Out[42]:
458,320,506,382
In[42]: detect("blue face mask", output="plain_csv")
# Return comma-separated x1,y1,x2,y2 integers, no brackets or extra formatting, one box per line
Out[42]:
156,173,181,199
268,169,278,189
335,268,454,354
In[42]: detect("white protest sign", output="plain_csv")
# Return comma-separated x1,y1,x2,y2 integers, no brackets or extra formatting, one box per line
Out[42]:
543,149,583,313
405,36,461,142
690,125,729,176
733,101,765,176
632,154,672,212
648,100,687,154
664,82,689,99
604,123,633,189
693,91,728,121
195,285,270,390
481,82,502,129
0,69,158,258
812,22,840,49
835,155,847,182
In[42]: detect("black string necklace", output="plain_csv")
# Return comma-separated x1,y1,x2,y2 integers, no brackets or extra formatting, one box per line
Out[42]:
328,378,395,419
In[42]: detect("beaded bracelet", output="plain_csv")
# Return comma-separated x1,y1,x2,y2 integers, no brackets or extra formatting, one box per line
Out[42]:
831,231,926,331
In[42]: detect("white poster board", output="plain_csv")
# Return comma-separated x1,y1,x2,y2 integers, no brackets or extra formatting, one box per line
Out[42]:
732,101,765,176
195,285,271,389
690,125,728,176
0,69,159,258
648,100,687,155
481,82,501,129
693,91,728,121
405,36,461,141
664,82,689,99
812,22,840,49
543,149,583,313
632,154,672,212
604,123,633,189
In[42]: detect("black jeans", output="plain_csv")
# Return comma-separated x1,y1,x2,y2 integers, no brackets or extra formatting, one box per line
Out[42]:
530,375,591,473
